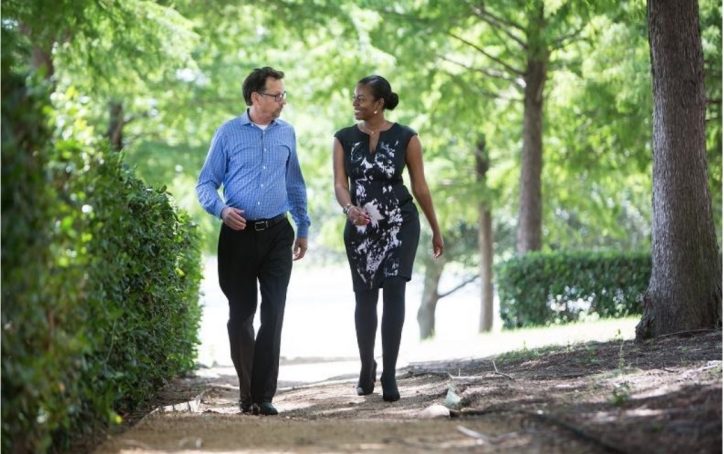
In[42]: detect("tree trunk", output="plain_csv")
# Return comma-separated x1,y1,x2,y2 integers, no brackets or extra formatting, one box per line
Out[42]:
417,258,445,339
31,46,54,80
516,3,548,254
107,101,124,152
475,138,494,332
18,23,55,81
636,0,722,339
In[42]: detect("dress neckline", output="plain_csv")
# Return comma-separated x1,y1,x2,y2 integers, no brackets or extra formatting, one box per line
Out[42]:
356,122,397,137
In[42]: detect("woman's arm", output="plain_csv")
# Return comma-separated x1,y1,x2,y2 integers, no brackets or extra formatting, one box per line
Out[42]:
333,138,370,226
405,135,444,258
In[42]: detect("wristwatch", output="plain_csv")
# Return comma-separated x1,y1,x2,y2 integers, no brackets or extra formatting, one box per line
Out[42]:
343,203,353,215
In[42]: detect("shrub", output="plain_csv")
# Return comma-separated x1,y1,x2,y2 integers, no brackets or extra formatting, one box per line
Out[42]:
1,63,202,451
496,251,650,328
1,59,83,454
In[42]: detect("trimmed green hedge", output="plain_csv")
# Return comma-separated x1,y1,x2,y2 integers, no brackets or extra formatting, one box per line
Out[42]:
1,65,202,450
496,251,650,328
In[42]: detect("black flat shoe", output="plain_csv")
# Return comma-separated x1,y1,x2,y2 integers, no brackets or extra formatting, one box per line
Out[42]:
381,375,400,402
253,402,279,416
356,360,377,396
239,400,253,413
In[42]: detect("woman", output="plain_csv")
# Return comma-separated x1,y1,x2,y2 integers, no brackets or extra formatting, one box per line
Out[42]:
332,75,444,402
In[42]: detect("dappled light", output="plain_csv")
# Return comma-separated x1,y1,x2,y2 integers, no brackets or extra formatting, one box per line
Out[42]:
2,0,720,453
94,332,721,452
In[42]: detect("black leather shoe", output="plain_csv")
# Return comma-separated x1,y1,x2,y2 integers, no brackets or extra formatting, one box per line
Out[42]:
253,402,279,416
356,360,377,396
239,401,253,413
381,375,400,402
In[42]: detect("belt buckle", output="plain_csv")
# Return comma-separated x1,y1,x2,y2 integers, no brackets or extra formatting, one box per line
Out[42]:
254,220,268,231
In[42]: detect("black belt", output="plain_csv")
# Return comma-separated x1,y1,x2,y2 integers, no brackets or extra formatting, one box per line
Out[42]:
249,213,286,231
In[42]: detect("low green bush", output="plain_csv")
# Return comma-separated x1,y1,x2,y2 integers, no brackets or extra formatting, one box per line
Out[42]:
1,62,202,451
496,251,650,328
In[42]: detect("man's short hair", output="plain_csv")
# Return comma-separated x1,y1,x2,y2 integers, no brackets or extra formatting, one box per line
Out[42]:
242,67,285,106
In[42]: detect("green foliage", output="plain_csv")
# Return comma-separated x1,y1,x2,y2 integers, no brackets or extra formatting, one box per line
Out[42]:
2,42,73,454
76,149,203,413
496,251,650,329
544,7,654,251
1,50,201,452
361,0,662,258
124,141,219,254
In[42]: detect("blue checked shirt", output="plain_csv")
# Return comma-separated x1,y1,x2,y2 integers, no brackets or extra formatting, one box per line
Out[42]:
196,111,310,238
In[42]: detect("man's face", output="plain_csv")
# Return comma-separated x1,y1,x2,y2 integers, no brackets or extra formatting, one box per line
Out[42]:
254,77,286,120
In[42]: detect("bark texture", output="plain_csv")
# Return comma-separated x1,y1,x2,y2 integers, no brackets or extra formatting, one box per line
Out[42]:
516,3,548,254
475,139,494,333
636,0,722,339
107,101,124,152
417,258,445,340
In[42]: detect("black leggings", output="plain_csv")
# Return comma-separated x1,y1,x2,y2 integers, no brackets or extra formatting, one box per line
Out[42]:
354,277,406,378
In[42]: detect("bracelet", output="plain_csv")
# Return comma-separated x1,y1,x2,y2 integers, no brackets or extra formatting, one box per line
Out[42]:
342,203,353,215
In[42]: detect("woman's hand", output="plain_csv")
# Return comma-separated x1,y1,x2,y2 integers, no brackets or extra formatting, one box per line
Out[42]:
348,205,371,226
432,232,444,258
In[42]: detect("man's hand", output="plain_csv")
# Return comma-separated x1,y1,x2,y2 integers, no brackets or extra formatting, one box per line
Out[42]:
222,207,246,230
293,237,308,261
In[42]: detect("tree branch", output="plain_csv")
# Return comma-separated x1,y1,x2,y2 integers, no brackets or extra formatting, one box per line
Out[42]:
447,32,525,76
465,0,525,32
438,54,522,87
552,24,587,50
487,23,525,58
439,274,479,299
491,360,514,380
465,1,527,49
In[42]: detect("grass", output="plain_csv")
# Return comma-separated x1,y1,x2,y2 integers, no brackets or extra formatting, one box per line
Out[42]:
406,316,640,367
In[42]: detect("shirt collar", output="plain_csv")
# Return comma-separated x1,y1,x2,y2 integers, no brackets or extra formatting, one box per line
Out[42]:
240,109,277,128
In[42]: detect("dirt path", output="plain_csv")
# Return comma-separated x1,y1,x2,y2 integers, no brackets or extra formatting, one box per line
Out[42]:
93,331,721,453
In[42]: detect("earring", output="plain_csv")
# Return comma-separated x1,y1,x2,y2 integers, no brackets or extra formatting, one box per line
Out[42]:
374,110,378,114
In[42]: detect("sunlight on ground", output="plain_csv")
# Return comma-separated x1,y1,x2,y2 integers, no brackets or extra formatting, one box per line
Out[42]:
196,258,639,383
404,317,638,364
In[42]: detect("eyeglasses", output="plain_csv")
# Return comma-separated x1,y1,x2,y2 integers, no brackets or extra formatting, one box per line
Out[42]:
259,91,287,102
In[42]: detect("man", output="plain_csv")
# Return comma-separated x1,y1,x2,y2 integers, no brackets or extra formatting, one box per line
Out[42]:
196,66,310,416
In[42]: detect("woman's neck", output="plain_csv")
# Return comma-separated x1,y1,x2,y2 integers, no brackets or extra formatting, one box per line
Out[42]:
362,118,388,133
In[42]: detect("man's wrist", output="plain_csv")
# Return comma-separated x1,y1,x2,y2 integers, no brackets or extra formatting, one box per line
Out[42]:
297,224,310,238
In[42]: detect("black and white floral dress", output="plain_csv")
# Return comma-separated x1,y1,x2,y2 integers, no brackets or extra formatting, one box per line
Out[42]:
334,123,421,291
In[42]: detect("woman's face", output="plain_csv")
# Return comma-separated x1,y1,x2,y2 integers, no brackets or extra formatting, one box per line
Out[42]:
352,84,382,120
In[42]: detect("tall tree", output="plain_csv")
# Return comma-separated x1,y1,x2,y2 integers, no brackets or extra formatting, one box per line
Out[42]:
514,1,547,253
636,0,721,339
367,1,616,255
4,0,199,154
475,136,494,332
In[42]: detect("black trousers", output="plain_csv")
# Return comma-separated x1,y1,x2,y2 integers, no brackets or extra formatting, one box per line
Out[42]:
218,219,294,404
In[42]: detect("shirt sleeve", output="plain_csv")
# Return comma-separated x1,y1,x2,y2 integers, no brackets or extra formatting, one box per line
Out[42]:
196,127,228,219
285,128,311,238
